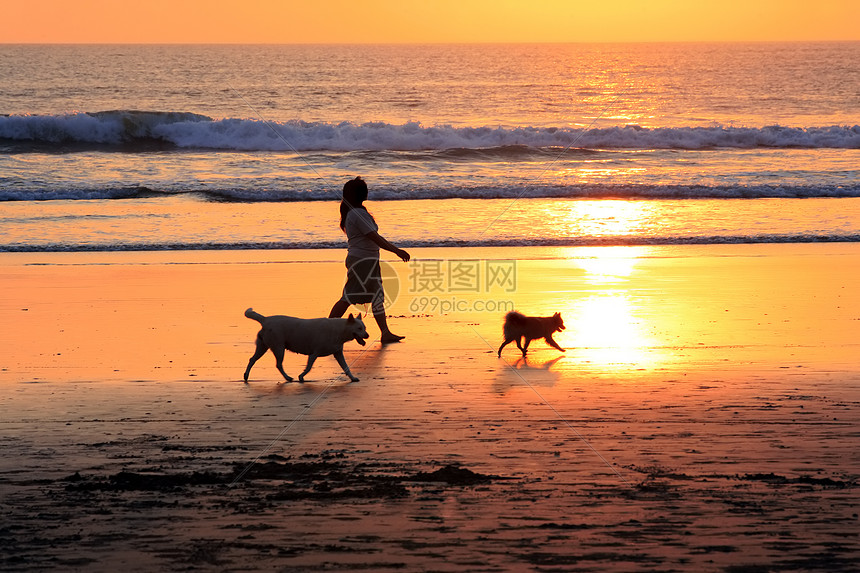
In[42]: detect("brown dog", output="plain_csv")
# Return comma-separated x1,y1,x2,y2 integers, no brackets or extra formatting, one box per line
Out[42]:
497,311,565,357
243,308,369,382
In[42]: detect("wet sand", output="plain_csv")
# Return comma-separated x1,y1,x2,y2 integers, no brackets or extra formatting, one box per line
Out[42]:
1,244,859,571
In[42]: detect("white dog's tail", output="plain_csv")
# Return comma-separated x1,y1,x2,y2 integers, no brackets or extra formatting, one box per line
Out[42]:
244,307,265,323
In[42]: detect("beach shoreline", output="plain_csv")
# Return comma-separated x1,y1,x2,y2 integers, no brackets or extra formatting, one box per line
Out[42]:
2,244,859,571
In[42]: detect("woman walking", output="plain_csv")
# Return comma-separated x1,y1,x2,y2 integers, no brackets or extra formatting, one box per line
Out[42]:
328,177,410,343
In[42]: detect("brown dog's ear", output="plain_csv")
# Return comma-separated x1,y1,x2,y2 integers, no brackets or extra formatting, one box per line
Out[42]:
347,313,355,322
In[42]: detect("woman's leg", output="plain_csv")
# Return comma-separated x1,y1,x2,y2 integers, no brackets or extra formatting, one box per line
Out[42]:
375,315,404,343
329,298,351,318
372,292,404,342
332,296,402,342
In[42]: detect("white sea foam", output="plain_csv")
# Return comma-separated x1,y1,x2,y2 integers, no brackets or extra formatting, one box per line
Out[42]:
2,183,858,203
2,112,858,151
4,234,860,253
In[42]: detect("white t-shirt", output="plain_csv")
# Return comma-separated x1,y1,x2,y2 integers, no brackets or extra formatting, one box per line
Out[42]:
345,208,379,258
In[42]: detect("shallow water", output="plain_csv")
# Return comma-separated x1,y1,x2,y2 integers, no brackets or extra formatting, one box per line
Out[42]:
3,196,860,251
1,43,858,252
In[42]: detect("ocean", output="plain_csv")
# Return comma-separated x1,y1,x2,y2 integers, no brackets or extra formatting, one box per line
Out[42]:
1,43,858,252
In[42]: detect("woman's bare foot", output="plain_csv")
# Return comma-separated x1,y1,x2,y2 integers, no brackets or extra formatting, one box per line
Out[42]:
380,333,405,344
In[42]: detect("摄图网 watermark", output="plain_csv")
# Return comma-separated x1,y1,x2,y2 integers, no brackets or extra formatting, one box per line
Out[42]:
407,259,516,294
405,259,516,313
347,259,518,313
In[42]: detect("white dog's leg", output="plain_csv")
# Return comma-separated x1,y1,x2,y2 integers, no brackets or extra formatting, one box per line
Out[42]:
244,337,268,382
271,345,293,382
298,355,319,382
333,351,359,382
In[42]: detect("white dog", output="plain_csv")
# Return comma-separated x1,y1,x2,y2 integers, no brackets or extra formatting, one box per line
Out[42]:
243,308,369,382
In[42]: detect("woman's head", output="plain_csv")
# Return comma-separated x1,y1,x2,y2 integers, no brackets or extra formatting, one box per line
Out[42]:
342,176,368,207
339,176,369,231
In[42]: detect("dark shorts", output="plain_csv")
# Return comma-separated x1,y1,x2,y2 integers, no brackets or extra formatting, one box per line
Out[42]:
343,255,383,306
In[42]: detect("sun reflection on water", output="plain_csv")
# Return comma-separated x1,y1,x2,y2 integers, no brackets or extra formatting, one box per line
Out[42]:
571,200,654,239
567,292,654,368
575,246,640,283
523,199,659,245
564,246,662,370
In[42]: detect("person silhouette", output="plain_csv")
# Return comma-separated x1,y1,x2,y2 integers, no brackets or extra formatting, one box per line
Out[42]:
328,177,410,343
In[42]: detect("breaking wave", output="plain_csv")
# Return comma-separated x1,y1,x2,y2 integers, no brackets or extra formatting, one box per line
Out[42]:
4,234,860,253
2,183,859,203
2,111,858,152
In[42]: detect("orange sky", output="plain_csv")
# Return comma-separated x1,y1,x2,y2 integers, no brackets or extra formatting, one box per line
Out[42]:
5,0,858,43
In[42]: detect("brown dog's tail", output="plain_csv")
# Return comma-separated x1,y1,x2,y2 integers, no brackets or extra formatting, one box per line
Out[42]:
504,311,526,325
502,310,526,337
244,308,265,323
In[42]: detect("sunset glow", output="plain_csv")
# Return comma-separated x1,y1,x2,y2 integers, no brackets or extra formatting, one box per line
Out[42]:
566,292,657,368
564,247,662,369
2,0,858,562
4,0,857,43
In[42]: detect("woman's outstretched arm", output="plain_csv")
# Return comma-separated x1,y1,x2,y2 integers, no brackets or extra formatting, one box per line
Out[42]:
367,232,410,262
